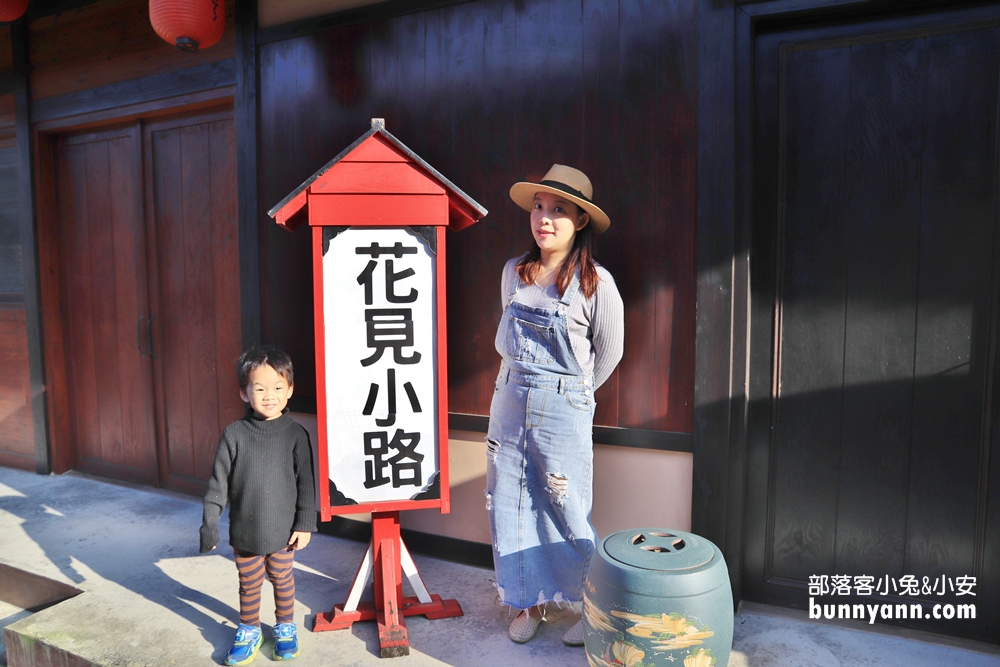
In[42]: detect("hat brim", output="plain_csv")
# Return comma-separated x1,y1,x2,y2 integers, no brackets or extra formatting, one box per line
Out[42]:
509,181,610,233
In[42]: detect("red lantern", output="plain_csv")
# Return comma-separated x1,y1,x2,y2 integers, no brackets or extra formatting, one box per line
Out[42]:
0,0,28,22
149,0,224,53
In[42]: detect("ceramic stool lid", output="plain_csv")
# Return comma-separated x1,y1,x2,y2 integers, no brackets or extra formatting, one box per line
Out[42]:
591,528,729,597
604,529,715,572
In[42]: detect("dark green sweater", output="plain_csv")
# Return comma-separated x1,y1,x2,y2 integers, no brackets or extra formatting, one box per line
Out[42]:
200,410,317,555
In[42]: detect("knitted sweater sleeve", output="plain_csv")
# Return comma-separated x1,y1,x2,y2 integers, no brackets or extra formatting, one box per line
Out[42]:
200,431,234,553
291,428,318,533
591,268,625,390
500,258,518,310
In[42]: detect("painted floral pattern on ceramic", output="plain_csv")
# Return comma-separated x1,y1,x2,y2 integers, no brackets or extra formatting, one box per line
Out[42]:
584,596,719,667
584,592,617,633
611,610,715,651
683,648,717,666
587,638,647,667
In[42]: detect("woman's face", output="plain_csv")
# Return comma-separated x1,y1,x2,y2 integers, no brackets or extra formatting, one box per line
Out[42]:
530,191,590,257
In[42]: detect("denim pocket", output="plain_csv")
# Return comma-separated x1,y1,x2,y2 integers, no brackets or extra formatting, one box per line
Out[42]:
565,387,595,411
509,316,557,364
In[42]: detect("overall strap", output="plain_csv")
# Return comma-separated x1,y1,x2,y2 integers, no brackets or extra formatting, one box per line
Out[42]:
559,271,581,307
506,264,523,306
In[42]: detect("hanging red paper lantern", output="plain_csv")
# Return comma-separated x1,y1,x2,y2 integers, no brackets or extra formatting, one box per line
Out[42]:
149,0,224,53
0,0,28,22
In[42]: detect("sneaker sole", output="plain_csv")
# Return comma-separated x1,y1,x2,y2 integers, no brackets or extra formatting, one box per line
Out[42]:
273,647,300,661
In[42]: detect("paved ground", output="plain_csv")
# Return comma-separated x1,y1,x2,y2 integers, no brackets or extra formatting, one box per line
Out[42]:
0,466,998,666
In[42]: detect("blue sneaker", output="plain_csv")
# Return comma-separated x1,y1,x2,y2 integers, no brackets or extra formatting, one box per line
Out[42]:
226,623,262,665
272,622,300,660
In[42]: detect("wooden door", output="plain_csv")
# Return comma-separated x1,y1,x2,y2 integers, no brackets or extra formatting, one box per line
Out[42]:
144,109,243,495
746,6,1000,642
54,125,158,484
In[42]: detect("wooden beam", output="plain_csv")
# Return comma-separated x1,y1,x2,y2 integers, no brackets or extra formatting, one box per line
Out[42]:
447,413,694,453
25,0,101,21
693,0,744,609
257,0,478,45
32,85,234,134
236,0,261,349
294,407,695,452
31,59,236,124
12,18,49,474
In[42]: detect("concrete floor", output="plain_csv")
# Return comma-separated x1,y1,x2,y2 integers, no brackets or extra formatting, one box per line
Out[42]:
0,465,998,667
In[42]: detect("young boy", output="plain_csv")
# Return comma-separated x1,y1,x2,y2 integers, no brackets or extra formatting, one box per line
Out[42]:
201,345,317,665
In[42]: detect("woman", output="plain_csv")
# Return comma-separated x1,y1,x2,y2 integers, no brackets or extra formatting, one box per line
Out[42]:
486,164,624,646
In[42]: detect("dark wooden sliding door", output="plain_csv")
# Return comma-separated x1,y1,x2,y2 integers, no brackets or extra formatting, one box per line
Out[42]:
52,107,241,493
745,6,1000,642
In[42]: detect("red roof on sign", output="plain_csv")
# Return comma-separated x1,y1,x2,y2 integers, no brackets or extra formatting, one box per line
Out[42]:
268,119,488,232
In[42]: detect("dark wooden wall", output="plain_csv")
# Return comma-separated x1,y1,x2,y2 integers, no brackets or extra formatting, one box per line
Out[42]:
0,23,30,470
0,140,18,300
27,0,234,101
258,0,698,433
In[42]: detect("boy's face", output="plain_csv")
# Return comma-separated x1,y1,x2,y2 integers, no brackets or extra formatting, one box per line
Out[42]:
240,364,294,420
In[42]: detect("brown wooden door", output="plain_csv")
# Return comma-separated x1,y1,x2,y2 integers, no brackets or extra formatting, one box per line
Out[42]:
54,125,158,484
745,6,1000,642
144,110,243,495
51,108,241,494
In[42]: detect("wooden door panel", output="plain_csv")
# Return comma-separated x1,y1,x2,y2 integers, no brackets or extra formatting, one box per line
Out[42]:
767,45,850,583
904,27,999,578
56,126,157,482
146,110,242,493
106,132,154,474
151,123,195,481
747,10,1000,642
59,140,100,465
834,35,926,577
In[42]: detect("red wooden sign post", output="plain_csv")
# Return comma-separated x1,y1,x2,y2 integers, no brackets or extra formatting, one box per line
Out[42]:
268,119,486,657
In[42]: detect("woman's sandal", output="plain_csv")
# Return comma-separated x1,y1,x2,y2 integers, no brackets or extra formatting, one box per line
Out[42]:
508,609,543,643
561,618,585,646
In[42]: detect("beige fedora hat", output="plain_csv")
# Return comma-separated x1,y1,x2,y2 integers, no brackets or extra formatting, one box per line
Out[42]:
509,164,610,233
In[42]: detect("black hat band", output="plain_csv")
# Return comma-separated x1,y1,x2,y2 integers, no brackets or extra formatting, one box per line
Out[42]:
539,180,593,204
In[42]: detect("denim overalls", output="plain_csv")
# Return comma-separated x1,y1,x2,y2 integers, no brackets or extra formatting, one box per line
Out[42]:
486,271,597,610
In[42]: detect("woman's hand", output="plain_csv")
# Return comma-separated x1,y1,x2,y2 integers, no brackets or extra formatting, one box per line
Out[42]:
287,531,312,551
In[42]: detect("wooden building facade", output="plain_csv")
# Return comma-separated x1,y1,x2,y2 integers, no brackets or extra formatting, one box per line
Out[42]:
0,0,997,645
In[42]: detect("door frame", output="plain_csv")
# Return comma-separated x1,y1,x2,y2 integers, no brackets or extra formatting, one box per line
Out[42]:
693,0,1000,636
35,94,235,481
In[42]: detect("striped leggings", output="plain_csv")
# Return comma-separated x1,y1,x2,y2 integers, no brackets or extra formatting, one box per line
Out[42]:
234,548,296,626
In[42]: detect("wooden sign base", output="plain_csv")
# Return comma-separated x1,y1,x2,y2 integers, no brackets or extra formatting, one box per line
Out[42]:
313,511,463,658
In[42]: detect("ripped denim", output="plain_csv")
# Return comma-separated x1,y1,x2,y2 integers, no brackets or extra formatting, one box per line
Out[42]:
485,367,596,610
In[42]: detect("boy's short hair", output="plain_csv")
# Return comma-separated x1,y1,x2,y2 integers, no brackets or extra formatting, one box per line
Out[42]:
237,345,294,390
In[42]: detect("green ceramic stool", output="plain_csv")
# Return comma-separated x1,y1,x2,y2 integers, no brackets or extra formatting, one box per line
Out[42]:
583,528,733,667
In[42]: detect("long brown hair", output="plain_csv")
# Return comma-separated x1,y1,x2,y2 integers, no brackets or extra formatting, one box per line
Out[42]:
516,220,600,299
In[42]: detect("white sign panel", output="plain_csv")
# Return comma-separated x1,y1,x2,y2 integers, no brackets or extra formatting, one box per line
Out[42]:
322,227,438,505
